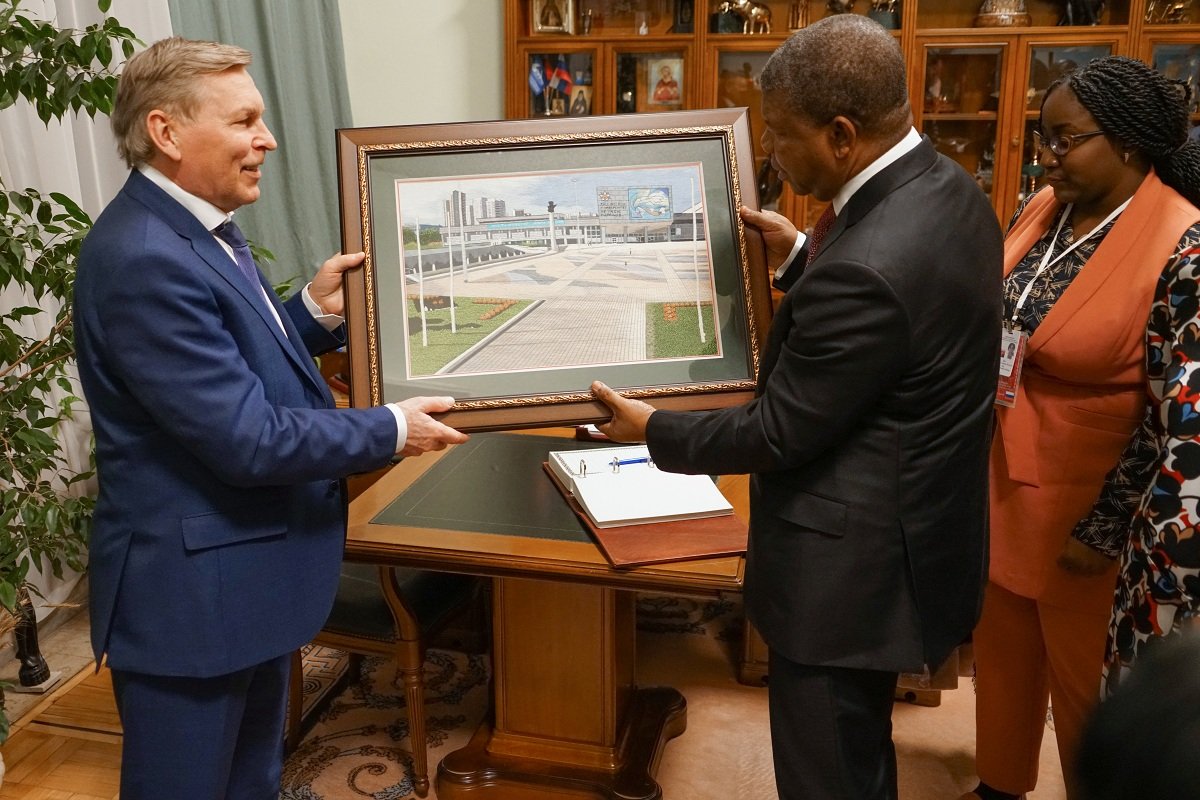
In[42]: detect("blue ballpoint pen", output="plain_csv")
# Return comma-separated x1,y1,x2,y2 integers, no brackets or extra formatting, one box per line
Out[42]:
610,455,655,471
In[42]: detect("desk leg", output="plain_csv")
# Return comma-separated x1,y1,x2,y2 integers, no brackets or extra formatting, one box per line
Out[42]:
739,617,769,687
437,577,687,799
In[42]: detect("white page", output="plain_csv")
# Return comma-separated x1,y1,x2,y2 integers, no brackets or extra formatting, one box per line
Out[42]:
572,464,733,528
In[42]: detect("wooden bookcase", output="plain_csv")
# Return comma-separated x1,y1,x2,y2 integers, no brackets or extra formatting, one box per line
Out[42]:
505,0,1200,230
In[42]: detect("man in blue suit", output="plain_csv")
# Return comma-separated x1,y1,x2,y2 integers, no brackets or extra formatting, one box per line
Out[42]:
72,37,468,799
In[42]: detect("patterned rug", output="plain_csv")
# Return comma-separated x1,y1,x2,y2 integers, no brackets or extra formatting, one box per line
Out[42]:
281,594,739,800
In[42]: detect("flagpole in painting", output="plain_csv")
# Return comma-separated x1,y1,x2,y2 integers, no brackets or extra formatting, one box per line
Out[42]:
691,177,706,344
458,196,469,284
415,211,427,346
448,207,458,333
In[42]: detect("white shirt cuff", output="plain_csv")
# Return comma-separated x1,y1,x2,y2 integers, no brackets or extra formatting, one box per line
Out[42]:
385,403,409,454
775,232,806,281
302,283,345,332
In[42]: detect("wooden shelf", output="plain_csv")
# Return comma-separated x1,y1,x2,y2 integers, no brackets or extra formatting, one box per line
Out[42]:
506,0,1200,225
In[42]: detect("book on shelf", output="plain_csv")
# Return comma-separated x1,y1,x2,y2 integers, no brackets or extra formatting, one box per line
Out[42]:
546,444,733,528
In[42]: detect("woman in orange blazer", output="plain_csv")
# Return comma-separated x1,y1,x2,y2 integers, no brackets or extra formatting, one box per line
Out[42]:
963,57,1200,800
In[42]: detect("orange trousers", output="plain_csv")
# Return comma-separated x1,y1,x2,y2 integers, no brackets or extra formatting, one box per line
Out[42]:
972,581,1110,797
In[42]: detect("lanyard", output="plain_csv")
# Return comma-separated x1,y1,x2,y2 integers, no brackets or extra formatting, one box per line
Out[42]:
1008,198,1132,328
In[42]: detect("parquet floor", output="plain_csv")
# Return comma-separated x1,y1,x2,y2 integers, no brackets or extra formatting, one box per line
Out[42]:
0,668,121,799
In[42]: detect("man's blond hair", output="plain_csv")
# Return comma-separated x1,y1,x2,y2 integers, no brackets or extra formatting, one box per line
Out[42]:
111,37,252,168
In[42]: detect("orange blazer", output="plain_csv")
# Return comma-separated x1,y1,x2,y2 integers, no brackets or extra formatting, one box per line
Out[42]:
990,171,1200,609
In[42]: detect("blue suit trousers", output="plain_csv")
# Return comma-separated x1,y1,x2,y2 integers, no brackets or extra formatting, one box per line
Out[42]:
111,654,291,800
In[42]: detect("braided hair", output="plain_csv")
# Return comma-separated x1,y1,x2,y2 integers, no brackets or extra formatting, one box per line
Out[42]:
1045,55,1200,208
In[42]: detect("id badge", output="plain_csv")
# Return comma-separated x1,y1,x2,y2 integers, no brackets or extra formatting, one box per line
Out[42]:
995,326,1026,408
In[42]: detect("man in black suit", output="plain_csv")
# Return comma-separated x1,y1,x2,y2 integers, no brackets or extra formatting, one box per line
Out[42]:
593,15,1002,799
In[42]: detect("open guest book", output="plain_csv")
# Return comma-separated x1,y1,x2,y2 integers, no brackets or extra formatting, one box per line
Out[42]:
546,445,733,527
543,444,748,568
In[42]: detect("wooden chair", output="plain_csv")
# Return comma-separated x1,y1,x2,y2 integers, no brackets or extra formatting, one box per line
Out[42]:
287,562,480,797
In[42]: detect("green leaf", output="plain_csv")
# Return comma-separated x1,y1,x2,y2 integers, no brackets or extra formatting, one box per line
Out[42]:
96,37,111,68
98,0,112,12
0,581,16,613
48,192,88,222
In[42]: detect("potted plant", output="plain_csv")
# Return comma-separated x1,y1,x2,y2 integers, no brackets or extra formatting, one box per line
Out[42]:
0,0,139,750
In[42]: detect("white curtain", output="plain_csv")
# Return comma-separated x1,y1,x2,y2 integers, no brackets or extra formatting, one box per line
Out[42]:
0,0,173,619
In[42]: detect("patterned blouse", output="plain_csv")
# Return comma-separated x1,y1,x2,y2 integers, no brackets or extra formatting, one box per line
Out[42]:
1003,200,1200,557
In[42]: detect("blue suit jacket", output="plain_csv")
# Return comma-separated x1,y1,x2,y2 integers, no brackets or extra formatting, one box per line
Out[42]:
74,170,398,677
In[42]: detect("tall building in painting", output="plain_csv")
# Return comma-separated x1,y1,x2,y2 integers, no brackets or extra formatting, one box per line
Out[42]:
444,190,470,229
478,197,508,220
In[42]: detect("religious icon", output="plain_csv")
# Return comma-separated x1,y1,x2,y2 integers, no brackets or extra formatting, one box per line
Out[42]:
673,0,695,32
648,59,683,107
569,85,593,115
652,65,680,103
532,0,576,34
541,0,563,27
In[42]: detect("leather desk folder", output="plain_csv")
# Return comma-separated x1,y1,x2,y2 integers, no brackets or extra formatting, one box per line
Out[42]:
371,432,746,569
542,462,747,568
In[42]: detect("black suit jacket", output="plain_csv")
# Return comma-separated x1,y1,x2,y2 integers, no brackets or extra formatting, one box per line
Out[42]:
647,140,1002,672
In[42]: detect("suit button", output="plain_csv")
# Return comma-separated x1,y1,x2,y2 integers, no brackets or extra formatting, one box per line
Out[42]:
327,481,339,497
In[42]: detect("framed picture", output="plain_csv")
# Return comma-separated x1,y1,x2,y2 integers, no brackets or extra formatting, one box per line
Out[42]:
568,84,593,115
673,0,695,33
336,109,771,432
532,0,576,34
647,57,684,106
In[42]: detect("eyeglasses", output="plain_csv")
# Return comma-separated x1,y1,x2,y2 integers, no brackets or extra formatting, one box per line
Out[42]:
1032,129,1106,157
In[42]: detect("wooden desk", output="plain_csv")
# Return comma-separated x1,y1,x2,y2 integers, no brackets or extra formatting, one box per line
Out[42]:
347,433,745,799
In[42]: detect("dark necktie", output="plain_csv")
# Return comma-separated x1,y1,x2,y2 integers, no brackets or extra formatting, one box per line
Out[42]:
212,219,263,295
806,205,836,267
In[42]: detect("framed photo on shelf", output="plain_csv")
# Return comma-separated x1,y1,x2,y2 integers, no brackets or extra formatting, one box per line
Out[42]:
568,84,593,115
335,109,771,432
532,0,576,34
647,57,684,106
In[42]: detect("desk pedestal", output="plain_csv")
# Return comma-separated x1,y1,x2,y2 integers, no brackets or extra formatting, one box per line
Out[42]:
437,578,687,798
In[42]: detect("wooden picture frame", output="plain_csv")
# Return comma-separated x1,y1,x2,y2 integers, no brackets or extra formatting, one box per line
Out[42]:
336,109,771,432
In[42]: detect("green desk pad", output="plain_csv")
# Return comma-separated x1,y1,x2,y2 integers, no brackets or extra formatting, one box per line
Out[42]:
371,432,614,541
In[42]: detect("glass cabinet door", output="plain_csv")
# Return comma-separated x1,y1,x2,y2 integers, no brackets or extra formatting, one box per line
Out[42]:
612,47,689,113
576,0,683,36
523,49,597,117
715,49,780,209
1017,43,1114,204
1151,42,1200,132
919,45,1006,203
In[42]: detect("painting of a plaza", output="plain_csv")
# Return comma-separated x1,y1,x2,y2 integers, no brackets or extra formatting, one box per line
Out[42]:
393,164,718,380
